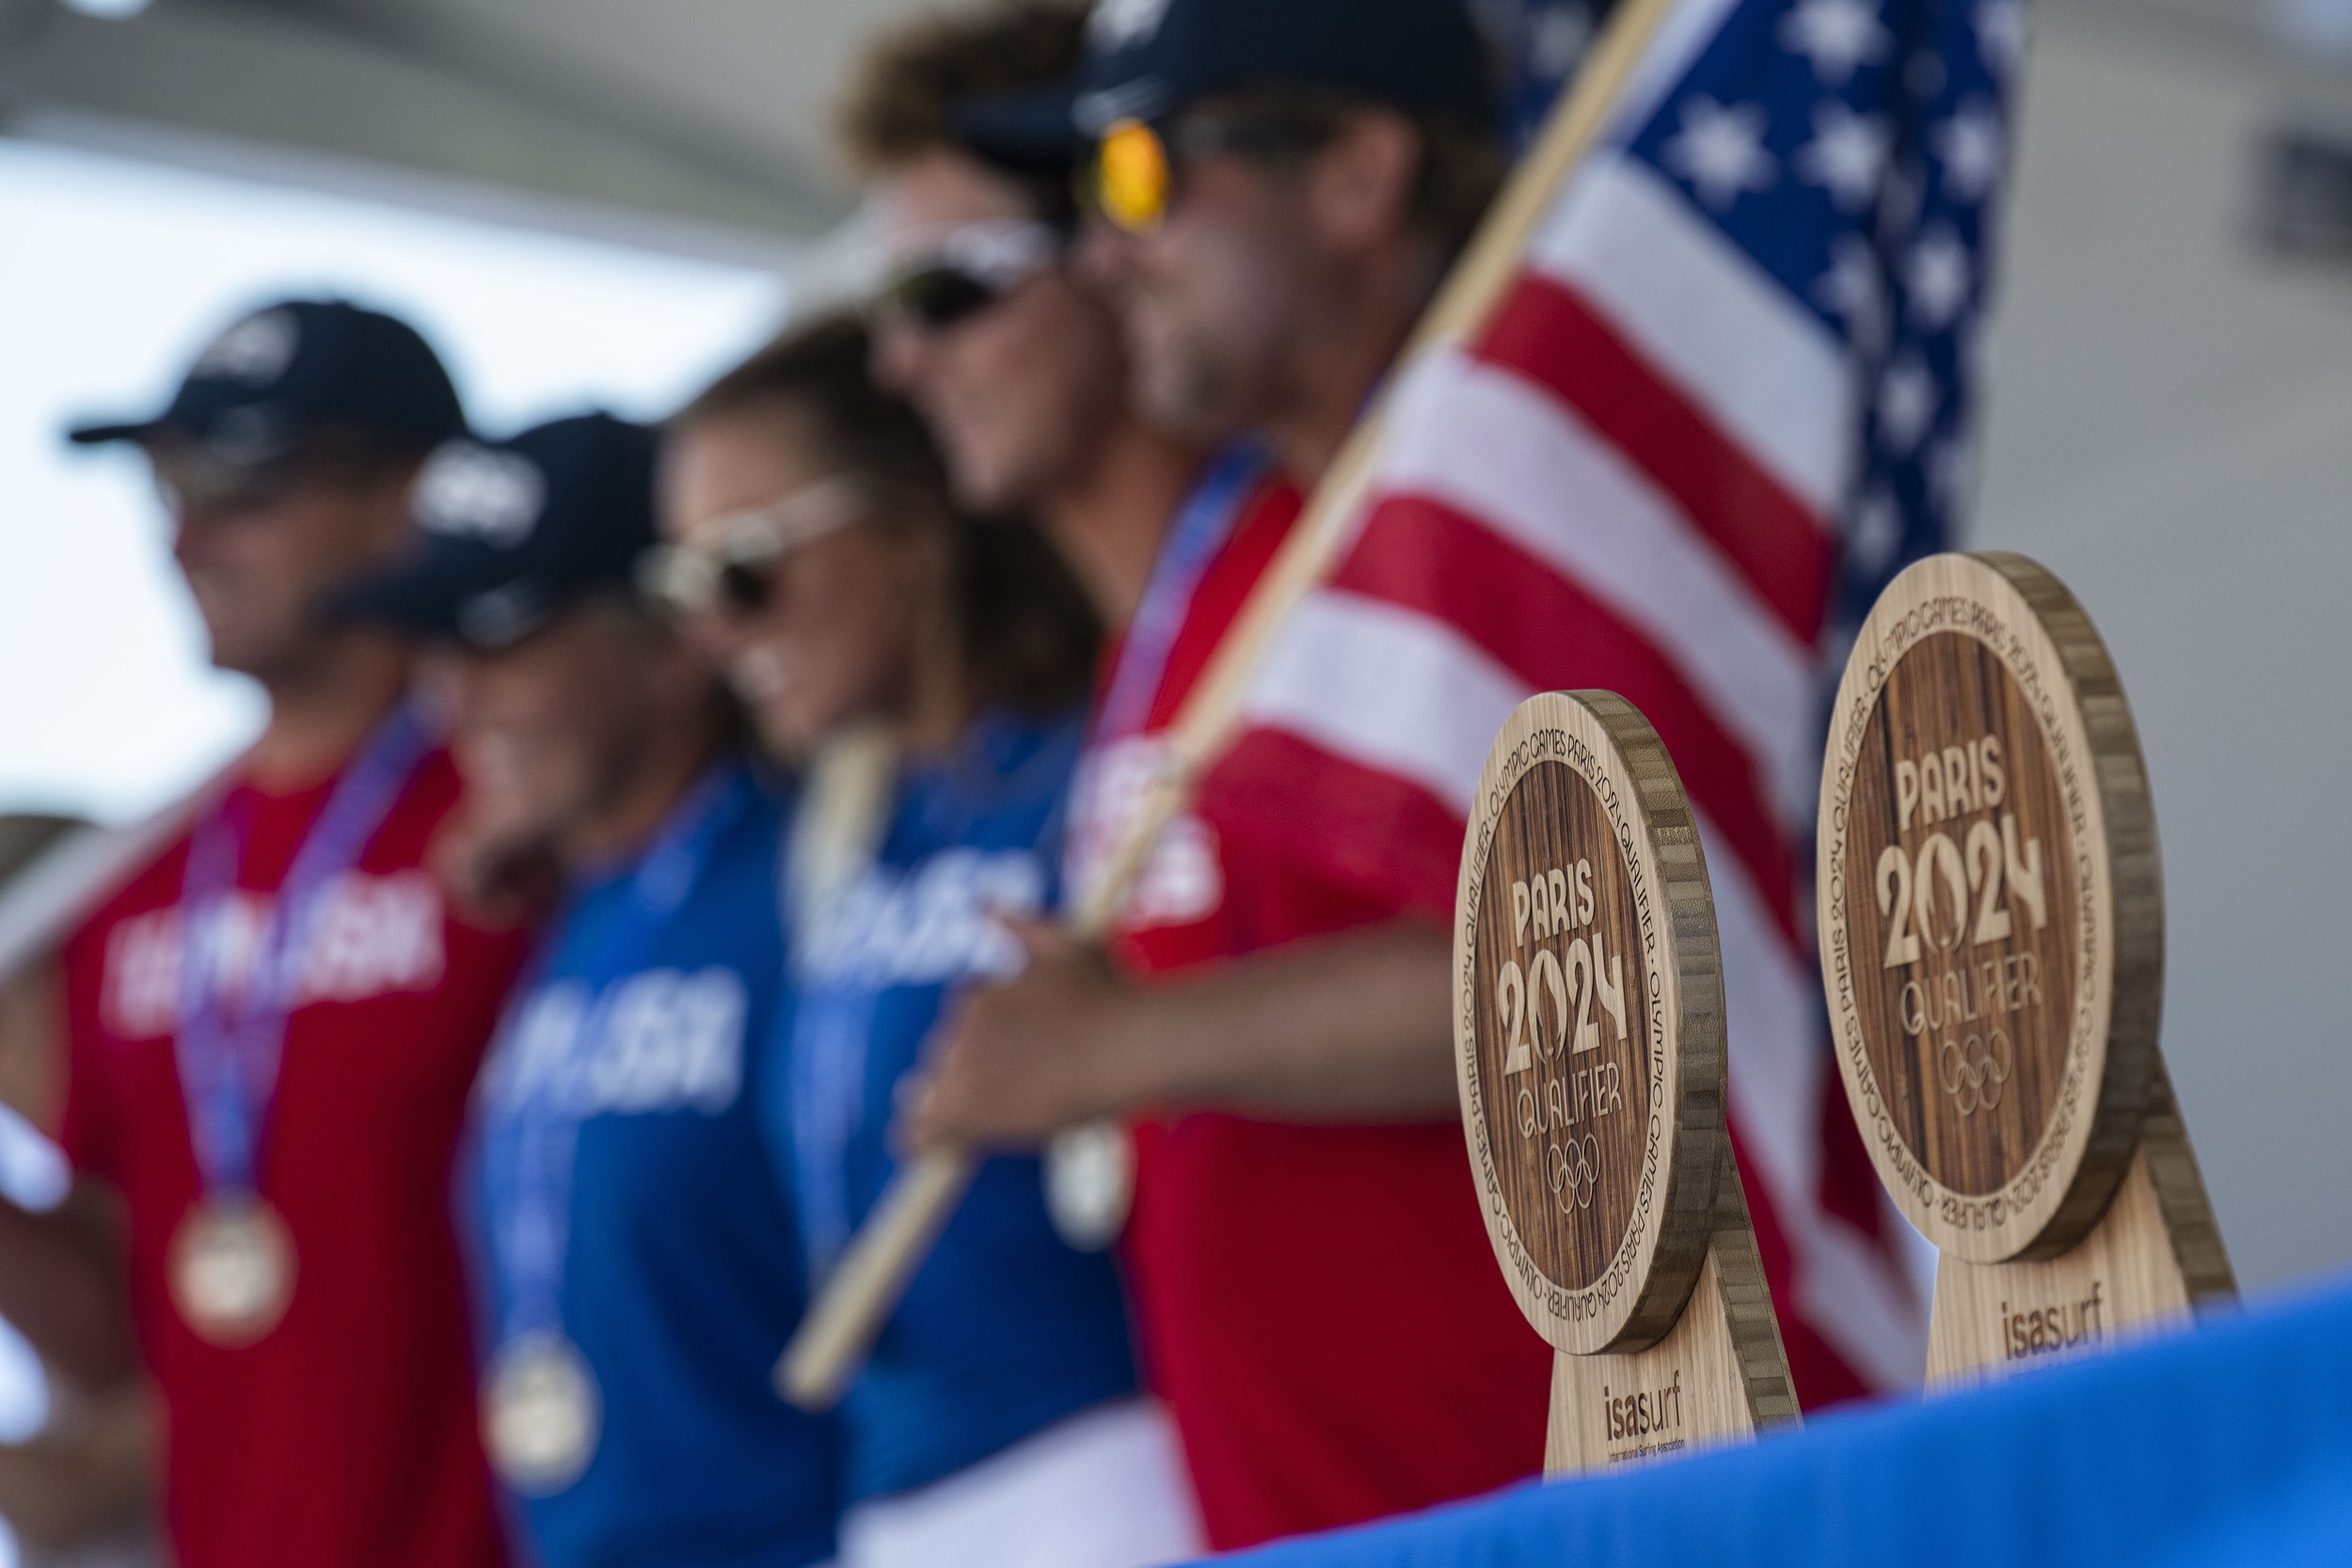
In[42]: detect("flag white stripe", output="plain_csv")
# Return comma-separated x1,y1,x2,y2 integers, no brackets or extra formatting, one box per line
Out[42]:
1701,810,1823,1197
1240,590,1527,816
1531,157,1852,519
1372,349,1820,823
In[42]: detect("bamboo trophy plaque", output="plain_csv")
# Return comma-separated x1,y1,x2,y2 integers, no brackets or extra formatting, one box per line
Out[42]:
1819,552,2233,1386
1454,691,1798,1475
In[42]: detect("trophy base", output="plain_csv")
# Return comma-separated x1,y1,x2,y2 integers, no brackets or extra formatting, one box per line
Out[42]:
1545,1148,1802,1475
1926,1059,2234,1386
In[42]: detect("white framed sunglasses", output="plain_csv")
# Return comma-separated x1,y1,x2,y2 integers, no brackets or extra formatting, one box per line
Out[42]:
639,474,870,618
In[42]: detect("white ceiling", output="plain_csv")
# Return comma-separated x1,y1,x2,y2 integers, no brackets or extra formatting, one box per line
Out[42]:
2,0,2338,265
0,0,948,258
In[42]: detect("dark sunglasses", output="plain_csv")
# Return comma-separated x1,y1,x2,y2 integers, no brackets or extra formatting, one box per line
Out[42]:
872,218,1063,333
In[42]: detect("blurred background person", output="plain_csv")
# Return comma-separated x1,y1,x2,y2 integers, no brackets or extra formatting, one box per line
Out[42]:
850,1,1297,993
850,1,1207,635
341,412,839,1568
656,317,1199,1568
1046,0,1922,1415
0,299,525,1568
0,816,157,1568
903,0,1556,1548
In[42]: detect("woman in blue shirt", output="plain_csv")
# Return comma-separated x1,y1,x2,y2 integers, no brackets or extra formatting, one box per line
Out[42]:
653,320,1200,1567
343,413,836,1567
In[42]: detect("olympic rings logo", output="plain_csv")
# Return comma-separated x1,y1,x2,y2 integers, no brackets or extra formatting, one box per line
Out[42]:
1939,1028,2012,1116
1549,1133,1601,1214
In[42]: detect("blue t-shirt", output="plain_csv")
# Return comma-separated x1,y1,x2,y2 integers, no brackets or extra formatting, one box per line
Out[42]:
779,709,1140,1503
468,767,838,1568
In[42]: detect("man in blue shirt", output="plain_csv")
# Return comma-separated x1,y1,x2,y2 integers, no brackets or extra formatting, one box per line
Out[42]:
341,412,837,1568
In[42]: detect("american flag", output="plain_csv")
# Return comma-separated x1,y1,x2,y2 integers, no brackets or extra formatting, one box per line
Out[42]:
1198,0,2026,1400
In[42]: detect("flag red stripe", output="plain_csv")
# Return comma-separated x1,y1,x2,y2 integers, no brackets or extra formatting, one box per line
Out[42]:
1323,497,1804,952
1473,271,1838,647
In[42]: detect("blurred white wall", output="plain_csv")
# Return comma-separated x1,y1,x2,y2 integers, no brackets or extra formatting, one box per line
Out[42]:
1974,3,2352,1299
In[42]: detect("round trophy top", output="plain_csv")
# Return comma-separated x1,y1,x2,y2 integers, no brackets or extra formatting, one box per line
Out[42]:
1818,552,2161,1263
1453,690,1724,1355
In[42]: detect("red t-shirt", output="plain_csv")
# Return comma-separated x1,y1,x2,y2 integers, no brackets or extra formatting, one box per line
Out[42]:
1068,480,1549,1550
59,747,525,1568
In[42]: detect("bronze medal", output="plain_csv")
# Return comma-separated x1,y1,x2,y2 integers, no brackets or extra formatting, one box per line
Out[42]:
168,1197,295,1347
484,1333,601,1496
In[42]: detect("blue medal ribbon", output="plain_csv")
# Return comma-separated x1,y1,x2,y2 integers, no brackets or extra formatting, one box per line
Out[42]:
481,765,755,1349
174,703,433,1202
1089,442,1265,749
1061,442,1265,907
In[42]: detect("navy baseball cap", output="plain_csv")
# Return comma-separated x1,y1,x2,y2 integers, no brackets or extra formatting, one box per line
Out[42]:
335,413,660,651
958,0,1498,161
68,298,465,466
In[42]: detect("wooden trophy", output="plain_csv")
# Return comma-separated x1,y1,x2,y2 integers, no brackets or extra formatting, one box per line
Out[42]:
1818,552,2233,1386
1454,690,1799,1474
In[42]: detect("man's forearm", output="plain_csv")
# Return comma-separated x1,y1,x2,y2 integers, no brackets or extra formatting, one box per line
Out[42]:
0,1186,137,1391
1118,918,1458,1121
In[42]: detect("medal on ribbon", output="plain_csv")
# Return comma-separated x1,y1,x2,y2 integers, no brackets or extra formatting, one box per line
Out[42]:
483,1331,603,1497
478,768,750,1494
169,705,431,1347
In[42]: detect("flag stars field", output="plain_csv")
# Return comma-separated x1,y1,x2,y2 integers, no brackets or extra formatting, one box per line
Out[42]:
1932,102,2006,202
1814,235,1888,356
1664,97,1779,209
1796,101,1894,212
1777,0,1892,85
1875,354,1939,453
1902,226,1974,330
1975,0,2029,75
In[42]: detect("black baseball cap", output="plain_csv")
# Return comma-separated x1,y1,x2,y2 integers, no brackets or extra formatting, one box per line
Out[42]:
68,299,465,467
334,413,660,651
958,0,1498,162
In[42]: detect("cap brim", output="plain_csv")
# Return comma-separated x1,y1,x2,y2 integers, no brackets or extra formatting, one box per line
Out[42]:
954,81,1088,170
332,546,578,651
65,419,167,447
330,562,478,640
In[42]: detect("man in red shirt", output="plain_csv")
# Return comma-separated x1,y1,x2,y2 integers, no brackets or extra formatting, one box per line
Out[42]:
898,0,1549,1550
0,299,523,1568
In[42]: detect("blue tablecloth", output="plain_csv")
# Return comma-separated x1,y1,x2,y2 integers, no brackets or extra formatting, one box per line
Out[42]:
1202,1274,2352,1567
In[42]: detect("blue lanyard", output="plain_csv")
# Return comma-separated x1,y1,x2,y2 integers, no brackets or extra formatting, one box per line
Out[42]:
174,704,432,1197
481,766,752,1344
1089,443,1265,748
786,721,1072,1277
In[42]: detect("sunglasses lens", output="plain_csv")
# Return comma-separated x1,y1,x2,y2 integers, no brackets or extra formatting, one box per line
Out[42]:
1095,118,1171,233
718,561,774,615
886,266,999,330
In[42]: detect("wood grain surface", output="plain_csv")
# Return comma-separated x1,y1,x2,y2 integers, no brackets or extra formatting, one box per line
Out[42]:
1456,692,1724,1354
1546,1143,1802,1473
1926,1057,2234,1382
1820,553,2160,1261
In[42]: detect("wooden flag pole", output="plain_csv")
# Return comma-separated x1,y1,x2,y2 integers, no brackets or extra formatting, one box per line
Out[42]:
0,777,229,994
775,0,1692,1411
